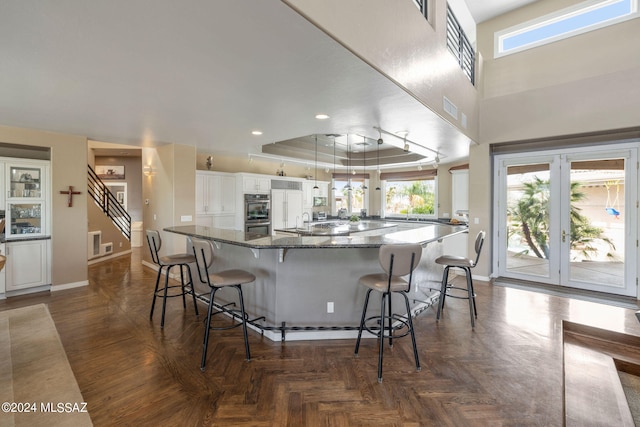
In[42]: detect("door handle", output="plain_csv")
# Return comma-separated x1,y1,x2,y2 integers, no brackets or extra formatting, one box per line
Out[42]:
562,230,566,242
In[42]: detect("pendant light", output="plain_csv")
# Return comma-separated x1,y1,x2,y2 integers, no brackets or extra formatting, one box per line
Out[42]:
375,130,382,191
362,136,368,190
313,135,319,190
345,134,352,191
331,136,337,191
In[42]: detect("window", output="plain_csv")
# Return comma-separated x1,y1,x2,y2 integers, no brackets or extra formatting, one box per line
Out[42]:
446,4,475,84
495,0,638,58
380,170,437,218
413,0,428,20
333,177,369,215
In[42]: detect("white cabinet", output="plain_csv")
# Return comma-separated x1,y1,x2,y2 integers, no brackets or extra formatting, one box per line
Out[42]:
451,169,469,218
272,189,303,231
0,243,5,296
241,174,271,194
5,239,51,292
303,181,329,208
196,171,236,214
1,157,51,296
5,160,50,238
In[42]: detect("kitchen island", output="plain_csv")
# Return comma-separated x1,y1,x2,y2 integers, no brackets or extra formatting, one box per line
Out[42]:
165,221,467,341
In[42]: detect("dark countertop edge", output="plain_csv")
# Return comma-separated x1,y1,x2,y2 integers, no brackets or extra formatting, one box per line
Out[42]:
165,225,468,249
2,235,51,243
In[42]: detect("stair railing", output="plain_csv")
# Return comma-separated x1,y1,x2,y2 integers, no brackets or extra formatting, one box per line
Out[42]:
88,165,131,240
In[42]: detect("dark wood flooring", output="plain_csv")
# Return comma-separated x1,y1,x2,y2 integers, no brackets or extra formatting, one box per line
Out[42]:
1,249,640,426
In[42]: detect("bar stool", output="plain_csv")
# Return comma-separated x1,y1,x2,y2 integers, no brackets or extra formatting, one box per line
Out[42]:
146,230,199,328
435,230,485,328
191,237,256,371
354,244,422,383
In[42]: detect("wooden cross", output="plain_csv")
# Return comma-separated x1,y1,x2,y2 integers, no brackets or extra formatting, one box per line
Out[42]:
60,185,81,207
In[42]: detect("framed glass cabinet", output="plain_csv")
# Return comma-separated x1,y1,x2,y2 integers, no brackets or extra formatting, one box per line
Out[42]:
4,161,49,238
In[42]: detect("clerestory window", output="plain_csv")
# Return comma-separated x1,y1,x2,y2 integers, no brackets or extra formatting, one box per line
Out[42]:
495,0,639,58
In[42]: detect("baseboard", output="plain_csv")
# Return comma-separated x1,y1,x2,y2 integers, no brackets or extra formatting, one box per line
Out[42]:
51,280,89,292
5,284,51,297
88,249,132,266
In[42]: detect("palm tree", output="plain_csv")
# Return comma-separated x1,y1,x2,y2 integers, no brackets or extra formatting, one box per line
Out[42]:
508,178,614,260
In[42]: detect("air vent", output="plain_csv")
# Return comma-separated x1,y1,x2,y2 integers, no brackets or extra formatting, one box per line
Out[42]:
443,96,458,120
271,180,302,191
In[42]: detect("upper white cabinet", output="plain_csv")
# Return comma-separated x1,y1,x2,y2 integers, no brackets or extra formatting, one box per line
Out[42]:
4,159,50,238
196,171,236,215
303,181,329,208
451,169,469,218
240,174,271,194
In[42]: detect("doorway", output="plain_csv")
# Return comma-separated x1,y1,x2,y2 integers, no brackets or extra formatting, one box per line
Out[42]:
494,144,638,296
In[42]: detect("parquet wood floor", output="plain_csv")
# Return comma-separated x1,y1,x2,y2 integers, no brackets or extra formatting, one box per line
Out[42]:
1,249,639,426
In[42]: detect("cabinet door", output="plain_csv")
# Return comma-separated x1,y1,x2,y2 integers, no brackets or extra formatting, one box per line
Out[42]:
7,163,45,199
285,190,304,228
258,178,271,192
6,240,50,291
319,183,329,197
6,202,45,237
451,170,469,216
271,189,286,230
219,176,236,213
303,181,314,208
196,173,216,214
242,176,270,193
242,177,257,193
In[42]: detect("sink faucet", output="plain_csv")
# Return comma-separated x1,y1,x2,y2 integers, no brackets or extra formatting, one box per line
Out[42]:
295,215,299,230
302,212,310,229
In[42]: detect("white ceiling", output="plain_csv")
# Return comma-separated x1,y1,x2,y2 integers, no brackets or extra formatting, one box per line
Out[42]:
465,0,537,24
0,1,536,167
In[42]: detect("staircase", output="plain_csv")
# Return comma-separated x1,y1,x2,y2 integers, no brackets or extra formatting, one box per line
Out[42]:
88,165,131,240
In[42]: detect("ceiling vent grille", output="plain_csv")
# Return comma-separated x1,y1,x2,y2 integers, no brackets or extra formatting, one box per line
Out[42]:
443,96,458,120
271,180,302,190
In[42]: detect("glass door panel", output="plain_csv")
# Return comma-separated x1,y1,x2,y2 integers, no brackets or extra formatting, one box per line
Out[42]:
505,163,553,280
9,165,42,198
7,202,44,237
561,156,633,294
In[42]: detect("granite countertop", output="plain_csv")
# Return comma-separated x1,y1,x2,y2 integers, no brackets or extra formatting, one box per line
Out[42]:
165,221,468,249
274,220,397,236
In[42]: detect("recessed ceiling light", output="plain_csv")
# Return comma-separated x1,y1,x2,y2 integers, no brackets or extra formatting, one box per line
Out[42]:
315,114,330,120
251,130,263,135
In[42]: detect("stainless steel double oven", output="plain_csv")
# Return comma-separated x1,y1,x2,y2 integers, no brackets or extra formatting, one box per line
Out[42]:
244,193,270,235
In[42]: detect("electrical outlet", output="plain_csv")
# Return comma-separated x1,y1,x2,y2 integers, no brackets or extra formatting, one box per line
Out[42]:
327,302,334,313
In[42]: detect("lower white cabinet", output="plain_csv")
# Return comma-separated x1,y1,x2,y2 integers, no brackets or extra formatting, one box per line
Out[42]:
6,239,51,292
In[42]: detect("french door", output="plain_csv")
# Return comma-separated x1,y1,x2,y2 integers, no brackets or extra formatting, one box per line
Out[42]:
494,145,638,296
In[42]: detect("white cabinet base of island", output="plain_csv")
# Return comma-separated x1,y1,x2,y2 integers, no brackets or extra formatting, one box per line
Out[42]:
167,223,468,341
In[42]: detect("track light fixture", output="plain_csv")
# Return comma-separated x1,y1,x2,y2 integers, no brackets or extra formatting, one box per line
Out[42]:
362,136,367,190
331,136,337,191
313,135,319,190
